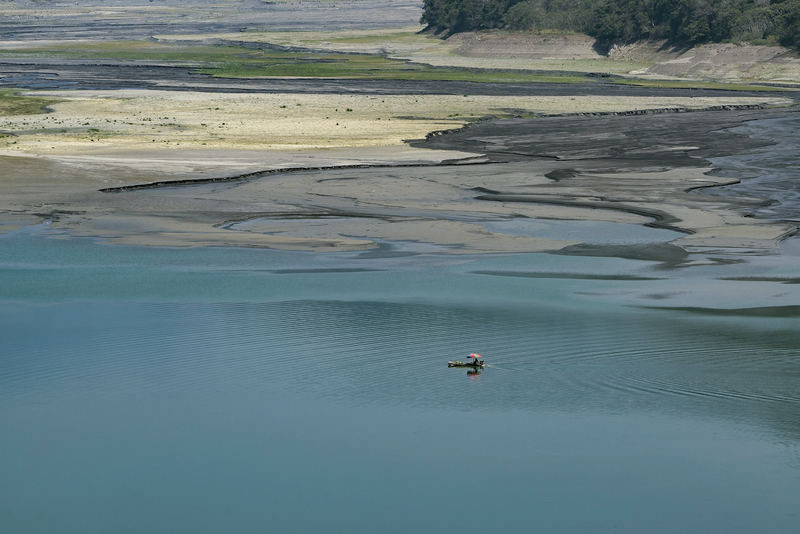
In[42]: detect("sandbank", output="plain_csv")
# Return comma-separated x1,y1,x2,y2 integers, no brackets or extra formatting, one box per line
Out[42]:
1,84,798,252
1,89,790,155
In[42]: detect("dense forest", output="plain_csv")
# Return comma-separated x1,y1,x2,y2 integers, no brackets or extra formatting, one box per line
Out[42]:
420,0,800,50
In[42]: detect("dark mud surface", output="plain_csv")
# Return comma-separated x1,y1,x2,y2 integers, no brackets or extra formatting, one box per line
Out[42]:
704,116,800,221
4,59,800,99
415,107,800,172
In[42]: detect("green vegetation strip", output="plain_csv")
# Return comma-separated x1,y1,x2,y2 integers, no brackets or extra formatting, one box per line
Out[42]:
0,89,61,116
0,41,587,83
2,41,793,89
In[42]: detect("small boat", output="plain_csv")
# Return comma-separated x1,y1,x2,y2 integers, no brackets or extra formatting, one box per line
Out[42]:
448,360,486,368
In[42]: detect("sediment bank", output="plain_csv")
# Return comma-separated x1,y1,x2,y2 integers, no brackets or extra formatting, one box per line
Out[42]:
1,57,797,253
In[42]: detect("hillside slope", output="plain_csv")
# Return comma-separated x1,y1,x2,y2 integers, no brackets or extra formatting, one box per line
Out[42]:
444,32,800,83
422,0,800,50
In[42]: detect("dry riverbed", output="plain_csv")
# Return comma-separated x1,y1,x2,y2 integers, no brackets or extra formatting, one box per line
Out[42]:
0,86,797,253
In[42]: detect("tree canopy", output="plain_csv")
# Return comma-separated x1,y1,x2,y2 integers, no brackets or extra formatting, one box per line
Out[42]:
420,0,800,50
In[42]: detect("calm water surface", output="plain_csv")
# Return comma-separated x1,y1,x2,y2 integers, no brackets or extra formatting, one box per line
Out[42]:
1,227,799,534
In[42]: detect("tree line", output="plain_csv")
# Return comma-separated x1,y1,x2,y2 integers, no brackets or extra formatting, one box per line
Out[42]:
420,0,800,50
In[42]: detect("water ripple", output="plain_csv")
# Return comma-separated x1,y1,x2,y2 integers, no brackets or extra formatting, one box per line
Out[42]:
2,299,799,440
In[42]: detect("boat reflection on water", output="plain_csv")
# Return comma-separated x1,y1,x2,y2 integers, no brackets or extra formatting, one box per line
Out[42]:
447,354,486,378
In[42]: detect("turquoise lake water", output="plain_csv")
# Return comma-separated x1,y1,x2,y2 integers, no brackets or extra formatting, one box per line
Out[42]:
2,117,800,533
2,226,800,533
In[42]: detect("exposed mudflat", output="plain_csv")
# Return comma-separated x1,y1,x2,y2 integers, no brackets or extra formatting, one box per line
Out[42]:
3,99,797,252
4,59,796,97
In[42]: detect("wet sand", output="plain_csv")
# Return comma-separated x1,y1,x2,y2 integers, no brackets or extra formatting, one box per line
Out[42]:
1,100,798,252
0,80,798,252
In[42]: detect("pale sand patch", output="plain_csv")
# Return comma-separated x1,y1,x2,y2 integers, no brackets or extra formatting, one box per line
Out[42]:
673,223,798,249
1,90,791,158
403,54,646,75
2,146,792,252
630,42,800,84
86,220,383,252
474,167,798,249
398,33,647,74
7,146,482,190
107,217,578,253
45,158,793,252
0,213,44,233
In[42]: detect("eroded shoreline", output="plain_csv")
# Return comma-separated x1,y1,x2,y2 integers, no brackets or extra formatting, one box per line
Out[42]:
1,61,798,254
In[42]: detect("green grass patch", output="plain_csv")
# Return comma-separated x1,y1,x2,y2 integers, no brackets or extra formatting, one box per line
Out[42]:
0,89,61,116
0,41,250,65
3,41,797,89
0,41,590,84
19,40,793,88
